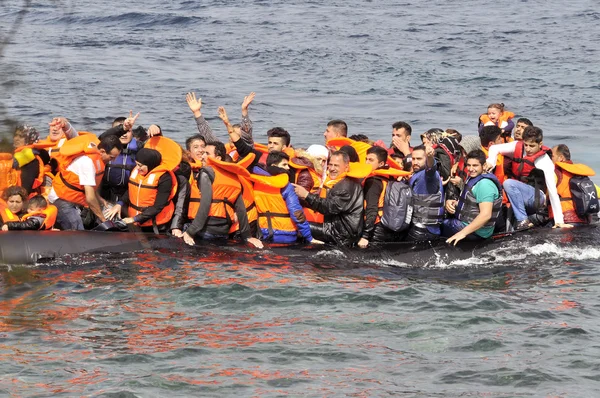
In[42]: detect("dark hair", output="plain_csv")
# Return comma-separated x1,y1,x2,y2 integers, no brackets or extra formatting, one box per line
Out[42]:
338,145,359,162
327,120,348,137
330,150,350,164
185,134,206,151
349,134,370,143
1,185,27,201
392,121,412,135
522,126,543,143
99,135,123,153
27,195,47,209
366,146,388,164
445,128,462,142
466,149,486,166
267,127,291,147
517,117,533,126
266,151,290,167
554,144,571,161
206,141,227,160
112,117,126,127
412,144,426,153
480,126,502,147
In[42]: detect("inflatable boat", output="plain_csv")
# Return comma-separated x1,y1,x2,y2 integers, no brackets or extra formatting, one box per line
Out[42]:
1,225,597,267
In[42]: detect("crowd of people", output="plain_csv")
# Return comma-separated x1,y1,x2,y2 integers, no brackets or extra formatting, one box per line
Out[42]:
1,96,598,250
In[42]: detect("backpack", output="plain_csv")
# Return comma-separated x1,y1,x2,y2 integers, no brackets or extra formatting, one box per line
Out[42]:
380,180,413,232
569,176,599,217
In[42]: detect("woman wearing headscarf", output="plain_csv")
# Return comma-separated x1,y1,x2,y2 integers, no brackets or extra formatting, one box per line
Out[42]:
11,125,51,195
106,148,177,233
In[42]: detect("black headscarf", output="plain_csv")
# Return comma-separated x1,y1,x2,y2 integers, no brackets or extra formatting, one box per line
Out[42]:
136,148,162,171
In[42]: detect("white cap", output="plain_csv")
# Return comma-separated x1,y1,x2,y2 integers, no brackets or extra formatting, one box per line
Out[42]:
306,144,329,159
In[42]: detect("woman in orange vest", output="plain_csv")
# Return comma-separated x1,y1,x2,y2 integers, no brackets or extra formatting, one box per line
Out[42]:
1,195,57,231
0,186,28,225
11,125,52,196
107,148,177,233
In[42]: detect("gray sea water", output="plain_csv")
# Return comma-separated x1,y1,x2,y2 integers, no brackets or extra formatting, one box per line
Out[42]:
2,0,600,396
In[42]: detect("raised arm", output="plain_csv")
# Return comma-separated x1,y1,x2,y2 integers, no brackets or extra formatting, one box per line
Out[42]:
240,92,255,144
186,91,218,142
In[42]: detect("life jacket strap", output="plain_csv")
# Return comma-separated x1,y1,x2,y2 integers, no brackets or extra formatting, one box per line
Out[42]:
58,172,85,193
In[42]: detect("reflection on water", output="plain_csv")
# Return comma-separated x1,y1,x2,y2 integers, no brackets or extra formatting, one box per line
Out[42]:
1,228,600,396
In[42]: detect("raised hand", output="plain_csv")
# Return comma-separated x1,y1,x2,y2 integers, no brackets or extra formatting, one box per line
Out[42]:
186,92,203,117
392,136,410,156
122,110,140,131
48,117,71,138
425,142,435,158
147,124,161,137
241,92,255,116
217,106,230,125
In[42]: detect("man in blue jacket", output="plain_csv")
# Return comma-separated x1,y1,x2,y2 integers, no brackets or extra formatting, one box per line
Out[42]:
406,143,445,241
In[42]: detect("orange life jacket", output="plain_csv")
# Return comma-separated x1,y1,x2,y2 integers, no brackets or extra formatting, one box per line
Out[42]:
250,172,295,235
20,205,58,230
51,135,104,207
549,162,595,224
225,154,258,234
255,143,295,164
326,137,372,163
128,136,182,227
189,158,245,229
479,111,515,130
187,160,203,220
13,146,45,195
34,136,68,158
225,143,239,162
0,153,19,195
127,167,177,227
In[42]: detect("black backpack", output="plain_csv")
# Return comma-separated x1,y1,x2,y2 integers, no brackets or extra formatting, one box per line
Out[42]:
380,180,413,232
569,176,599,217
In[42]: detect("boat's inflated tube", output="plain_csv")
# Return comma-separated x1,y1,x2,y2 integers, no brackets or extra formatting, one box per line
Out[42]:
0,230,175,265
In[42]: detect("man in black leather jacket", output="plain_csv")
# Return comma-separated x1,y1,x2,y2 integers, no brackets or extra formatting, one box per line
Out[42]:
294,151,364,247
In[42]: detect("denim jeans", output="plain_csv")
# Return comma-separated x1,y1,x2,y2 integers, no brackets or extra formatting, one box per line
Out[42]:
441,218,484,241
503,179,546,222
53,198,84,230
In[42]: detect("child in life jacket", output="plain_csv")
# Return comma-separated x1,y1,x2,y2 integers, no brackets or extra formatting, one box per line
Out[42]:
478,103,515,141
1,195,57,231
